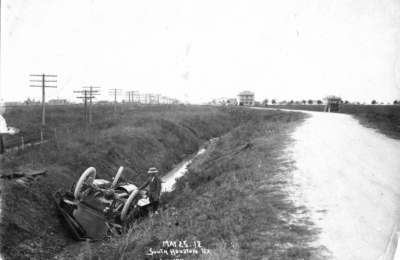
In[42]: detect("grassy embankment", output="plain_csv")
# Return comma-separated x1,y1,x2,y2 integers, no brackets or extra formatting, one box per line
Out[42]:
81,108,326,260
0,105,236,260
1,105,323,260
270,104,400,140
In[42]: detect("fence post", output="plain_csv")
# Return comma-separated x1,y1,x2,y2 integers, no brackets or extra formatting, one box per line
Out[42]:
54,128,57,138
21,137,24,149
41,131,43,144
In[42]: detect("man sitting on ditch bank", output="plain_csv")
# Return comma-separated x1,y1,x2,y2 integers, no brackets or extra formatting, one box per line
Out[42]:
139,167,162,215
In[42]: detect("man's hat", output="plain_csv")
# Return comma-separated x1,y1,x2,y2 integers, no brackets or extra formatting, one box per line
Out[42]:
148,167,158,174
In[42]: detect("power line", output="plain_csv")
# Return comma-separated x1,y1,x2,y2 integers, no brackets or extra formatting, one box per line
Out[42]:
83,86,101,124
109,89,122,114
30,74,57,127
74,87,100,127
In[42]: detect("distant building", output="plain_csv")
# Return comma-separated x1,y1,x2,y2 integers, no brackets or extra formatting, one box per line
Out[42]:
227,98,237,105
237,91,255,106
49,99,67,105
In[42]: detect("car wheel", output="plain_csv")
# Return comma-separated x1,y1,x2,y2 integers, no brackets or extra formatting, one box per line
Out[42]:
74,167,96,199
121,189,140,222
112,166,123,188
124,207,140,226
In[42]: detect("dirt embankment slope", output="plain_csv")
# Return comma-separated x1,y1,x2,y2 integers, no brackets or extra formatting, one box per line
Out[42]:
286,111,400,260
1,106,312,260
0,105,241,260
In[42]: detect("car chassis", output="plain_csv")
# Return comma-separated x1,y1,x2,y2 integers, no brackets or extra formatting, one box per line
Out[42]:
54,167,152,240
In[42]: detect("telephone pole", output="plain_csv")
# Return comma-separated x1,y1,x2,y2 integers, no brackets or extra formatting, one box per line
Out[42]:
125,91,135,110
133,91,140,106
74,87,99,127
30,74,57,127
155,93,161,104
74,90,89,127
83,86,100,124
109,89,122,114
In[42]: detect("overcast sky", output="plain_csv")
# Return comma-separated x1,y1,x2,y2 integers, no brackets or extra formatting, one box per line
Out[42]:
1,0,400,104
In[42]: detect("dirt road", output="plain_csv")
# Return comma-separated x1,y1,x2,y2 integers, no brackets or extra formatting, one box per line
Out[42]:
285,110,400,259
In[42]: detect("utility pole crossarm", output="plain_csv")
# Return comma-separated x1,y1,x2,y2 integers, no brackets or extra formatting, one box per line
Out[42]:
75,86,101,126
29,73,58,127
108,89,122,113
30,80,57,83
30,85,57,88
30,74,57,77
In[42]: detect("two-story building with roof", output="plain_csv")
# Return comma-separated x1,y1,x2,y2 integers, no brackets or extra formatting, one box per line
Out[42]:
237,91,255,106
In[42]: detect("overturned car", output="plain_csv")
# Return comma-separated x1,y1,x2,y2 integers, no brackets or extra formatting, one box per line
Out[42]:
54,166,151,240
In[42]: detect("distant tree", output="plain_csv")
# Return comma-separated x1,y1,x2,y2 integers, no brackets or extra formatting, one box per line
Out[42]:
308,99,313,105
340,100,344,104
371,100,377,105
289,100,294,105
295,100,300,105
262,99,269,107
357,102,360,105
344,100,349,104
302,100,307,105
282,100,287,105
272,99,276,105
254,101,261,106
317,100,322,105
394,100,398,105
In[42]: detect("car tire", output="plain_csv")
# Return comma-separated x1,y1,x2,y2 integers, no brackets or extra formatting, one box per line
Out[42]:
124,207,140,226
74,167,96,199
121,189,140,222
112,166,123,188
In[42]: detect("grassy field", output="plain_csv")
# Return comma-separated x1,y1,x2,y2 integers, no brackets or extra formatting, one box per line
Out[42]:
269,104,400,140
0,104,323,260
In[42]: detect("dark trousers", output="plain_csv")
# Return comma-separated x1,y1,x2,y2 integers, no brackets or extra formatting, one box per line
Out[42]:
0,134,4,154
149,196,159,212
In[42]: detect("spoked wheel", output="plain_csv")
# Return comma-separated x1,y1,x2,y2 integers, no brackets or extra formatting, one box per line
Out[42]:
124,207,141,227
74,167,97,199
121,189,140,222
112,166,123,188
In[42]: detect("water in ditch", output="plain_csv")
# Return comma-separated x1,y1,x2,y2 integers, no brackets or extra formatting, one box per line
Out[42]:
161,148,206,192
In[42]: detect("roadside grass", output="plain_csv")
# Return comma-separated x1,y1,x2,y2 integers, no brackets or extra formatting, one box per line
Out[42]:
1,105,233,260
270,104,400,140
0,105,320,260
103,110,325,260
